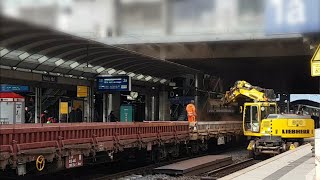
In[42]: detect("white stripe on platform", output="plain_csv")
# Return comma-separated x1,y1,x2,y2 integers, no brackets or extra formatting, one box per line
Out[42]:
219,144,313,180
278,157,315,180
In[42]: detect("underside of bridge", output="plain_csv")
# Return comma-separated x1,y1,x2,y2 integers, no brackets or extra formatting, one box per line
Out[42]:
170,56,318,94
116,35,320,94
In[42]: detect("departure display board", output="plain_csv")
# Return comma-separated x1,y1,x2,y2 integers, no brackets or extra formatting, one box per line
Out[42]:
96,76,131,92
0,84,29,92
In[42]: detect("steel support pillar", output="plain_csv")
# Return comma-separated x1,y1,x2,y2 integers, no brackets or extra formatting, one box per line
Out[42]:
145,94,150,120
159,91,170,121
89,86,94,122
103,93,107,122
84,85,94,122
107,92,120,121
34,87,41,123
151,95,156,121
195,74,199,119
107,93,113,119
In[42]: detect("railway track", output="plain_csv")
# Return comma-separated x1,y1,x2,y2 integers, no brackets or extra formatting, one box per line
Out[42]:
93,156,198,180
93,163,155,180
95,158,262,180
202,158,262,179
94,145,249,179
93,146,250,179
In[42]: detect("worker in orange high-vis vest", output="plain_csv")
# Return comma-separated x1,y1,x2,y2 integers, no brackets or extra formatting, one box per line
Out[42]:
186,100,197,123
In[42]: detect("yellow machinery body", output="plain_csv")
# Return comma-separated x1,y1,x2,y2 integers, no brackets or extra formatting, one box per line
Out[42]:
243,102,314,138
243,102,314,156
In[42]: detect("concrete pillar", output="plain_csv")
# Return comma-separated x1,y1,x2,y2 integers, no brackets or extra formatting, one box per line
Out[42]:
159,91,170,121
34,87,41,123
113,0,121,36
162,0,171,35
316,129,320,179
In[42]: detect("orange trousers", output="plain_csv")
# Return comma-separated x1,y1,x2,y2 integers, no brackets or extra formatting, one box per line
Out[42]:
188,115,196,123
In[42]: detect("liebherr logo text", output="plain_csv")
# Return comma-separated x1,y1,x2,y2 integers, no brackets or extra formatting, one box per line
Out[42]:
282,129,310,134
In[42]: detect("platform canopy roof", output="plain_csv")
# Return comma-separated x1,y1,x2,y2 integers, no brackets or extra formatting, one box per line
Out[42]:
0,16,199,83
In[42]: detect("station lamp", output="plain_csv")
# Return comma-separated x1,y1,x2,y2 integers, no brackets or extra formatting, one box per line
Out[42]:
153,78,159,83
169,82,176,87
83,67,92,73
160,79,167,84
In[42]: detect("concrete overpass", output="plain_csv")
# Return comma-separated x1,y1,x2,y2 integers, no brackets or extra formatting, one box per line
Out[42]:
109,36,319,94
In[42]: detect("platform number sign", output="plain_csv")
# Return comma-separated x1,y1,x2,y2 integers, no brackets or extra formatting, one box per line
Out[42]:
311,44,320,77
265,0,320,34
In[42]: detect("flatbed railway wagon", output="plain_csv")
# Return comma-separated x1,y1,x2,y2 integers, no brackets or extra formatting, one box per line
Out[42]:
0,121,242,176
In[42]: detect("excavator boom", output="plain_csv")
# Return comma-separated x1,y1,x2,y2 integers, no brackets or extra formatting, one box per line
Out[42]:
222,80,276,105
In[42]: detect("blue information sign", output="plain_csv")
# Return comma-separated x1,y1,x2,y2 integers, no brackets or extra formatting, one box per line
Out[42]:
96,76,131,92
0,84,29,92
265,0,320,34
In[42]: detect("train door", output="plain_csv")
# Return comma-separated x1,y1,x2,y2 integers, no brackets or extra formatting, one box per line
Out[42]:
244,104,260,133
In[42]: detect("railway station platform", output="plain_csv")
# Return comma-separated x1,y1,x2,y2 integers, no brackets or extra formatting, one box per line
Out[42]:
220,143,315,180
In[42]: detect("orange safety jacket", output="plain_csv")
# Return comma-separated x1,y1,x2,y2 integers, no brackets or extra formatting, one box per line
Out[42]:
186,103,196,116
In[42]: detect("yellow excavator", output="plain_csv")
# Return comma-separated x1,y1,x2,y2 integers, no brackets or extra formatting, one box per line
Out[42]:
223,81,314,158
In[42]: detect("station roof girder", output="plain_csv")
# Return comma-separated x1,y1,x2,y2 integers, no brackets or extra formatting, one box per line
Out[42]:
0,16,200,83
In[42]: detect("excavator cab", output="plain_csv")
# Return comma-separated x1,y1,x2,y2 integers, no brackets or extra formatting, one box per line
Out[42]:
243,102,277,135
